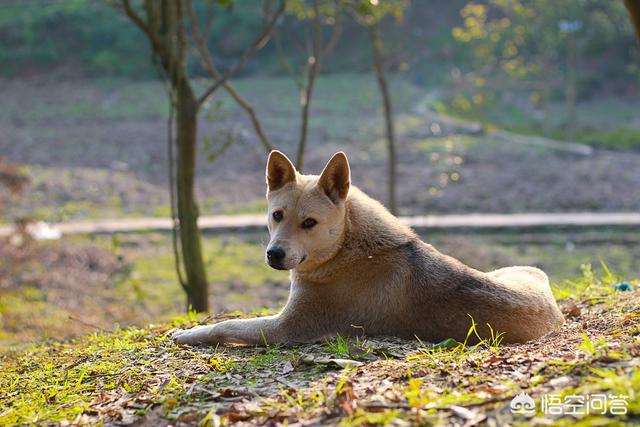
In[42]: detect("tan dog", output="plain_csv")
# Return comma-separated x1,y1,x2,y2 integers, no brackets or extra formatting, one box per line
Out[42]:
173,151,564,346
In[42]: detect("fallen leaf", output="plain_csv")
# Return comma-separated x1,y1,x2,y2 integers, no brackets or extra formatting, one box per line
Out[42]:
449,405,477,420
219,388,252,400
336,380,357,415
432,338,461,349
313,358,364,368
595,355,621,364
330,359,364,368
485,355,510,365
225,411,252,422
563,300,581,319
474,383,509,396
548,376,572,387
282,361,294,374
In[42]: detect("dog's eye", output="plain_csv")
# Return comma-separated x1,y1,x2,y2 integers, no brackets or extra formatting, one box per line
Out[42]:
272,210,283,222
301,218,317,229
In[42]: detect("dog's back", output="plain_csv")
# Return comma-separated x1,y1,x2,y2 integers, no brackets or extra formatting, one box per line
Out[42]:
294,186,565,344
401,241,563,343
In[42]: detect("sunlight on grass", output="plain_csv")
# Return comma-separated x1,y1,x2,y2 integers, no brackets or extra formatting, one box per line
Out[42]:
552,261,625,301
111,233,288,317
435,93,640,149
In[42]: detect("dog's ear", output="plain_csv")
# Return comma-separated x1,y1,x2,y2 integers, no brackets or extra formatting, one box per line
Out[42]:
266,150,297,192
318,152,350,203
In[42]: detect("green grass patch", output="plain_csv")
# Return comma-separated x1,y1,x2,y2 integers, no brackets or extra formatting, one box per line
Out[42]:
0,327,183,425
113,234,287,316
435,94,640,149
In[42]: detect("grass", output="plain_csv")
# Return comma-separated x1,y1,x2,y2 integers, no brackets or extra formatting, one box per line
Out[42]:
553,261,619,301
0,327,178,424
1,74,419,126
434,94,640,149
326,335,372,361
108,233,288,315
1,266,638,425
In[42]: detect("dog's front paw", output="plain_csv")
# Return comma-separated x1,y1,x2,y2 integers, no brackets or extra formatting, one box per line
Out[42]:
172,325,217,345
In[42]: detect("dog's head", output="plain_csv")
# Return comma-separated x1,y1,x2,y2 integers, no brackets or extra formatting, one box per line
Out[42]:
264,150,350,271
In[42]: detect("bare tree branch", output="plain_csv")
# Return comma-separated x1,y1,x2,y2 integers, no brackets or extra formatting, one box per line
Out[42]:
203,0,215,41
272,21,304,90
121,0,162,53
322,0,343,56
370,21,397,214
195,0,286,107
186,0,274,152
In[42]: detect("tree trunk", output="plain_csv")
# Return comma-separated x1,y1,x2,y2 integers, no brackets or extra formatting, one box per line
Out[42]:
176,78,209,312
122,0,210,313
370,23,397,215
625,0,640,41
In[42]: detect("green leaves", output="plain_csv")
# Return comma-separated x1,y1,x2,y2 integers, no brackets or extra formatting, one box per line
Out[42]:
216,0,235,9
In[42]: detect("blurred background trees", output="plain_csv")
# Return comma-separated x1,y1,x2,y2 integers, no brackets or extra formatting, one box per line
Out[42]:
2,0,636,142
0,1,634,81
449,0,637,137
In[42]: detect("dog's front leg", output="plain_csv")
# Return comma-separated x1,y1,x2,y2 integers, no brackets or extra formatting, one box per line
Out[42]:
172,315,293,346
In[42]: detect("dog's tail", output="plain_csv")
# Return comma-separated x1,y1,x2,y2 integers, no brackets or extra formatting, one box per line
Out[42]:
487,266,564,329
488,265,549,289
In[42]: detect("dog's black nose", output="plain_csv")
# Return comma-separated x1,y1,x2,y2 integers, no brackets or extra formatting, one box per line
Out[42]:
266,246,286,263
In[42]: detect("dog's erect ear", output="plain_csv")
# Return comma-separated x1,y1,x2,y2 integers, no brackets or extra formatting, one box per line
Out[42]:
266,150,297,192
318,152,350,203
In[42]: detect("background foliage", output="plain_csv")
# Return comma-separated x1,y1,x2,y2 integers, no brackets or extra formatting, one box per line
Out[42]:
1,0,635,93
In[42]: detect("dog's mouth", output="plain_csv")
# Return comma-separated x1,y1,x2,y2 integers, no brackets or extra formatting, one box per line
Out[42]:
266,255,306,271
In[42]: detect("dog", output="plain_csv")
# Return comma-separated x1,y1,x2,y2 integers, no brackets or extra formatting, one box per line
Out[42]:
173,150,564,346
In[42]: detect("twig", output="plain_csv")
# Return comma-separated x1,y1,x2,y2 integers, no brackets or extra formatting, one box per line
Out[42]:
274,376,297,389
322,0,343,56
68,316,109,332
273,24,304,90
186,0,275,152
121,0,162,54
195,0,286,107
369,20,397,214
203,0,215,41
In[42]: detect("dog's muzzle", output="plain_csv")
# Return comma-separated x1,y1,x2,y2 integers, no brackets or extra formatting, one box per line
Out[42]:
266,246,288,270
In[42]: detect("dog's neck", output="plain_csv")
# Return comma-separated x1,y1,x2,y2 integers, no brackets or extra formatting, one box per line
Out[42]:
292,186,415,284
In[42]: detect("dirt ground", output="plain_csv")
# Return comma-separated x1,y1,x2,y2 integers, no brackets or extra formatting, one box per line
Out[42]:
0,234,130,343
2,76,640,222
